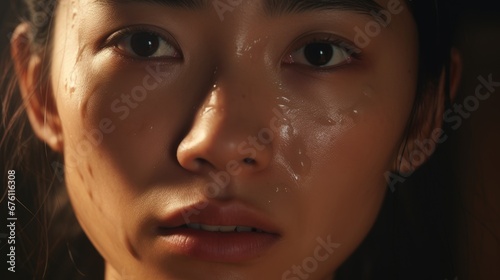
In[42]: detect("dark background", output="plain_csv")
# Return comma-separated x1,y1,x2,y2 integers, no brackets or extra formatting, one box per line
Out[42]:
1,0,499,279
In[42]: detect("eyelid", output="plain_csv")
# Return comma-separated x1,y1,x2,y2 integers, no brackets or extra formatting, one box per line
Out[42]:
290,33,360,55
101,25,183,59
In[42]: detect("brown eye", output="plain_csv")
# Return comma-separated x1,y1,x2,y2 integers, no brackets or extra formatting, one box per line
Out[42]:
116,31,179,59
130,32,160,57
303,43,335,66
285,41,352,68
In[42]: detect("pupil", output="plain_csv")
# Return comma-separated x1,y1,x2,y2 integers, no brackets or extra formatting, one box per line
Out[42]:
130,32,159,57
304,43,334,66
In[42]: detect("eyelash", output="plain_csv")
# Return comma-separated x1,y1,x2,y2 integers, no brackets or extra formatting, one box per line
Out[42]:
307,36,360,58
102,27,362,70
285,34,362,71
103,26,182,60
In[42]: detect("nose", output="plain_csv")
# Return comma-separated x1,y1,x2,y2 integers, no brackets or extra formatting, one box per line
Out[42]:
177,84,273,175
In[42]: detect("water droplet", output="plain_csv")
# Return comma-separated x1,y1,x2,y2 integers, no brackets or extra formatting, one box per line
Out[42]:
296,148,312,177
276,96,291,103
317,117,336,126
71,0,78,29
69,70,77,94
363,86,374,98
275,187,279,193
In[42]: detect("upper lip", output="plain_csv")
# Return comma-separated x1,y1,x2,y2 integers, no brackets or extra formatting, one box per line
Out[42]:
157,201,282,235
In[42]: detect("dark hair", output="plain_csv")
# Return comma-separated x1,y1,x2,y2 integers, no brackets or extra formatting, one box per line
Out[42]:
338,1,460,279
0,0,457,279
1,0,103,279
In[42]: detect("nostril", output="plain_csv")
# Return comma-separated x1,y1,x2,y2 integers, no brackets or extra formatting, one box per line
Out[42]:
243,158,256,165
195,158,209,166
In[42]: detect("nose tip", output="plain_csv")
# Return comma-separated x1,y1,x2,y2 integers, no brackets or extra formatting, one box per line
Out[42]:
177,126,273,175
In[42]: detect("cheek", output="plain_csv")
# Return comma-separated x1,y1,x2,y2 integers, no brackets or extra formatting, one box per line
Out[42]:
283,98,409,269
277,64,415,186
61,57,194,189
276,55,417,261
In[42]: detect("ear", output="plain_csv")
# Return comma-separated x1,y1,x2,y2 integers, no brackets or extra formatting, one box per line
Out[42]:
449,48,463,102
397,48,462,174
11,23,63,152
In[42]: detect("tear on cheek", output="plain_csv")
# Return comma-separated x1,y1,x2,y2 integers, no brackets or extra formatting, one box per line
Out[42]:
271,84,376,187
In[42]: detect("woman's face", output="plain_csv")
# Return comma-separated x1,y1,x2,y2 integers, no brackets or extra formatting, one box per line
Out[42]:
49,0,418,279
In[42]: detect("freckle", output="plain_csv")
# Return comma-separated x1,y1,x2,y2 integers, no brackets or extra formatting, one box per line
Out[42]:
87,189,93,199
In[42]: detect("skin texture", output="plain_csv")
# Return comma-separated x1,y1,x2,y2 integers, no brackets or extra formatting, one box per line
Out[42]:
12,0,452,279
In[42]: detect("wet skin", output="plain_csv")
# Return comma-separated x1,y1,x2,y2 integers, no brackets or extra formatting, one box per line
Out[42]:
24,0,420,279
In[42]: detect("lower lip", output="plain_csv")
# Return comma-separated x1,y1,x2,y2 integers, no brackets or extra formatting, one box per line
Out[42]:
157,227,280,263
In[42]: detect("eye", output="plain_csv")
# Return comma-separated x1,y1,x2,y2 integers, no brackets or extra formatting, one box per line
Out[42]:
284,38,355,69
114,30,181,59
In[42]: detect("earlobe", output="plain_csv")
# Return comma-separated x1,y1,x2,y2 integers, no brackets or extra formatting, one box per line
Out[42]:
11,23,64,152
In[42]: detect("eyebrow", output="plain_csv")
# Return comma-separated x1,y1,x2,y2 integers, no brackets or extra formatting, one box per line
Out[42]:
264,0,383,16
95,0,383,15
94,0,207,9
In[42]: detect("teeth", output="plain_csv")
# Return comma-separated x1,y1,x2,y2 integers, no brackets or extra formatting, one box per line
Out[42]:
219,226,237,232
236,226,253,232
186,224,261,233
200,224,221,232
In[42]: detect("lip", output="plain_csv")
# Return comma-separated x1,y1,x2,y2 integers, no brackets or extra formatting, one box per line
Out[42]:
155,202,282,263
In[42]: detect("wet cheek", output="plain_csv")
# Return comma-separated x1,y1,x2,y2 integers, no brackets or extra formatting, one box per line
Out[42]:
276,71,370,159
281,67,370,111
273,73,403,191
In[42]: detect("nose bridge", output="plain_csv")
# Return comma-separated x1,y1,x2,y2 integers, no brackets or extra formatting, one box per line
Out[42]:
202,84,259,134
204,32,276,135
